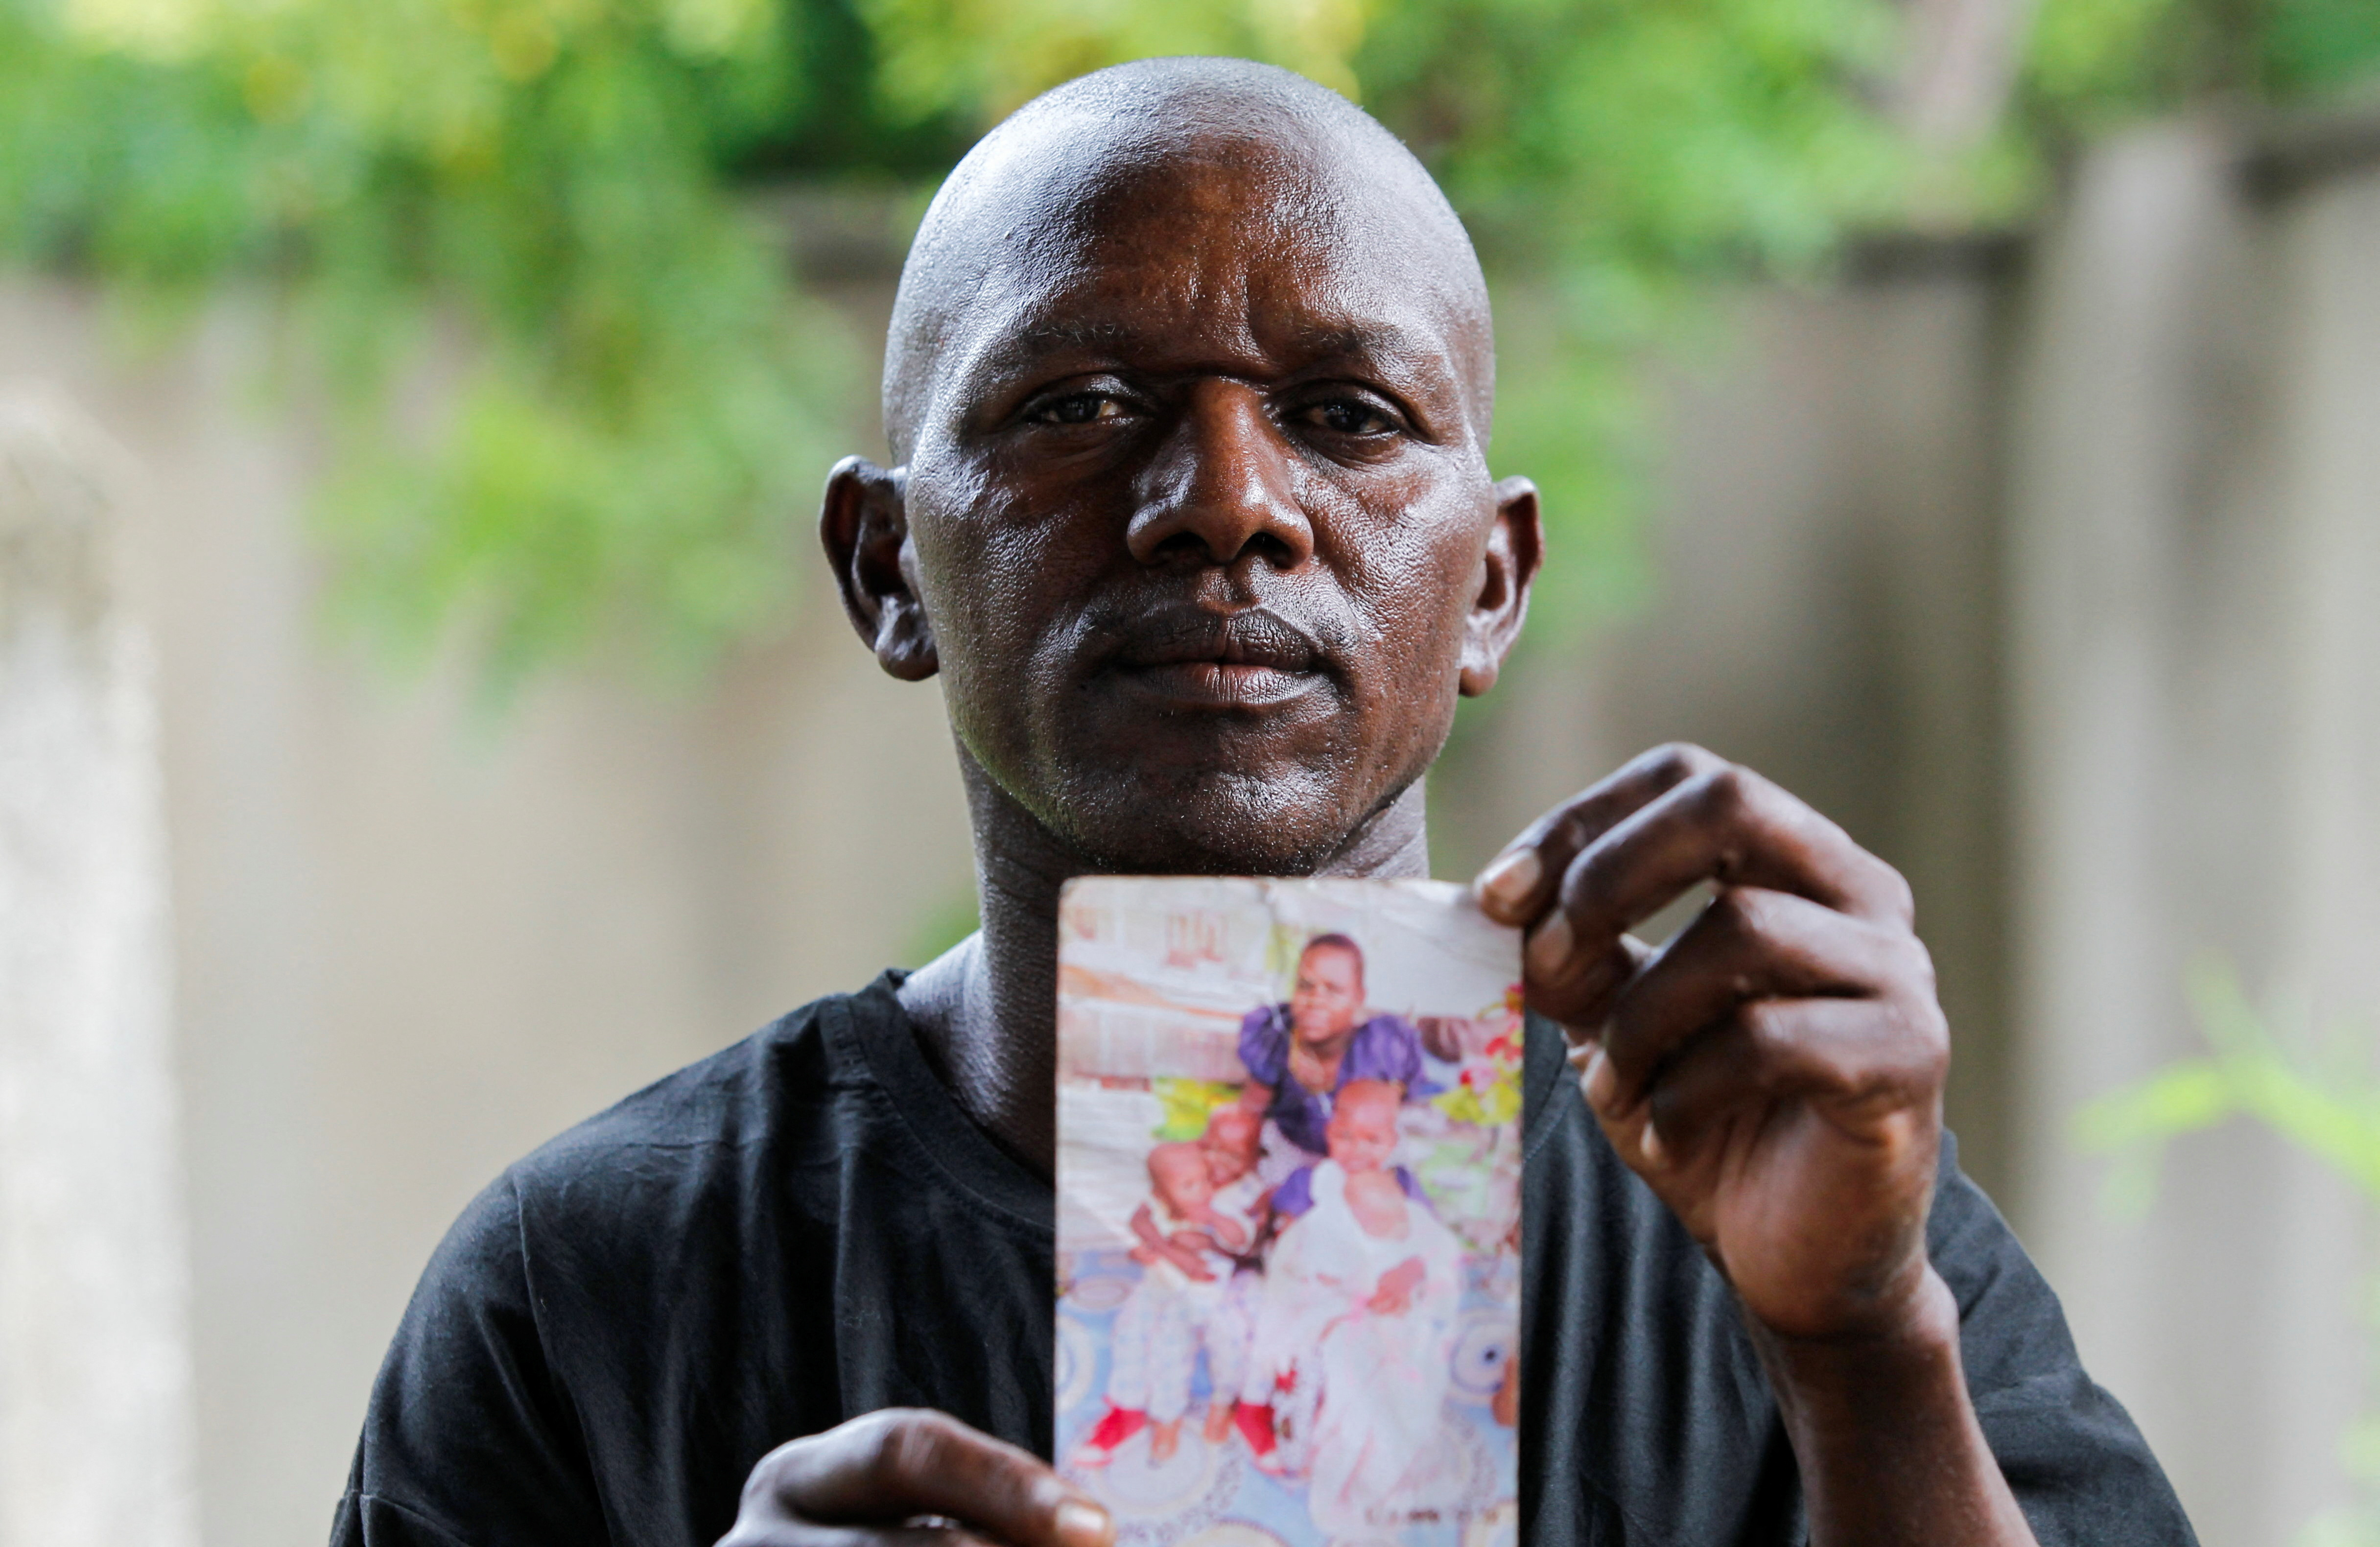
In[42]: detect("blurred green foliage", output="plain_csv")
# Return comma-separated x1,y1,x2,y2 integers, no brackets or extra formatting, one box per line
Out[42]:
2078,961,2380,1544
0,0,2375,682
2028,0,2380,116
2078,960,2380,1215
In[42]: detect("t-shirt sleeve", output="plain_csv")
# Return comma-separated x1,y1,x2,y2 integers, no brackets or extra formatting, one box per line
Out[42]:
1929,1146,2198,1545
330,1173,605,1547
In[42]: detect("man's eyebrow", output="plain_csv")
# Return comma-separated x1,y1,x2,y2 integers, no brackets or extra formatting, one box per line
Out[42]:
1272,320,1427,365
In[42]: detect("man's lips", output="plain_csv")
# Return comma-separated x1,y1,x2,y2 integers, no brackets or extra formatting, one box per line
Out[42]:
1102,609,1328,709
1121,660,1319,707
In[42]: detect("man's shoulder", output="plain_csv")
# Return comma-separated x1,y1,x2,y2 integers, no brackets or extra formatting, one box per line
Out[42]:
495,976,906,1239
537,982,876,1149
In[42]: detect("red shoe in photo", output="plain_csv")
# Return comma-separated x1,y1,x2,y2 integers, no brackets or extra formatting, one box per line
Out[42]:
1232,1400,1279,1467
1069,1404,1148,1468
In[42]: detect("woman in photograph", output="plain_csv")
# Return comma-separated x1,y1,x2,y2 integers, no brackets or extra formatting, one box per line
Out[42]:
1235,933,1433,1170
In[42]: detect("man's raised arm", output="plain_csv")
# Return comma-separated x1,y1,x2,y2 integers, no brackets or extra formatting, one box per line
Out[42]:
1475,742,2039,1547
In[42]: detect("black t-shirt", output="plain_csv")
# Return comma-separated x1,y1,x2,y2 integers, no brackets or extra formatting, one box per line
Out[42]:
332,973,2195,1547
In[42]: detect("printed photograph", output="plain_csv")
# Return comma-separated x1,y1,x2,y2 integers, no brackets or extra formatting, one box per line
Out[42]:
1055,877,1524,1547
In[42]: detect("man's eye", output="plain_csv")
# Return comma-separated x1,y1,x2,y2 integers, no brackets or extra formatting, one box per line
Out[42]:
1030,393,1126,426
1303,398,1395,436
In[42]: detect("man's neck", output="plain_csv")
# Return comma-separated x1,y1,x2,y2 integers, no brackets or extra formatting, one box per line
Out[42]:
899,749,1433,1178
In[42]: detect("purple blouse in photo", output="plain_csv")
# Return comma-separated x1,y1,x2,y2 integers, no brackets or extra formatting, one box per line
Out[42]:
1235,1004,1429,1156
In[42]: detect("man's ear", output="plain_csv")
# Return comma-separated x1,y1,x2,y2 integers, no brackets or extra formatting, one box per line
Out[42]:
1458,476,1544,697
819,455,938,681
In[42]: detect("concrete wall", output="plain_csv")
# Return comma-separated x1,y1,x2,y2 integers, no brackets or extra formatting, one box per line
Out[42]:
2005,117,2380,1545
0,285,976,1547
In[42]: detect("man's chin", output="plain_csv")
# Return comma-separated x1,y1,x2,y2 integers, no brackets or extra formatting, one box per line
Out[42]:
1033,766,1377,877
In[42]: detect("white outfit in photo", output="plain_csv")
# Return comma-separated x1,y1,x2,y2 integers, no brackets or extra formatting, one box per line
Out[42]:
1199,1172,1268,1404
1207,1172,1266,1248
1250,1160,1465,1533
1104,1191,1235,1425
1254,1117,1312,1190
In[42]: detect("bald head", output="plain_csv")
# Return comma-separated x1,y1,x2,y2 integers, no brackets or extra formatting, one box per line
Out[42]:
883,57,1493,462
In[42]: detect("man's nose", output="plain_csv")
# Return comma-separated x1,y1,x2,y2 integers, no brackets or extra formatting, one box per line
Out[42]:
1125,381,1315,569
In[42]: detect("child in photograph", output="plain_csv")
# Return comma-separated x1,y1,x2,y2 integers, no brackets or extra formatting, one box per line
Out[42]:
1197,1104,1268,1233
1117,1102,1272,1453
1297,1165,1466,1530
1250,1086,1466,1531
1231,1080,1459,1494
1123,1109,1264,1280
1188,1104,1272,1448
1074,1142,1248,1468
1263,1076,1430,1227
1236,934,1432,1178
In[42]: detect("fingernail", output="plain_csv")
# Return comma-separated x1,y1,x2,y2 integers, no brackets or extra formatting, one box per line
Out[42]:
1638,1121,1666,1167
1524,912,1574,980
1055,1498,1113,1547
1475,848,1542,916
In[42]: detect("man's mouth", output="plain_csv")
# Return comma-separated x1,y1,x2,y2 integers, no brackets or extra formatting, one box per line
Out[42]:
1105,608,1327,709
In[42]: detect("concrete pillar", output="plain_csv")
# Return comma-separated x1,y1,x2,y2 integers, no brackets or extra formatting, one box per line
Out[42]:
0,387,201,1547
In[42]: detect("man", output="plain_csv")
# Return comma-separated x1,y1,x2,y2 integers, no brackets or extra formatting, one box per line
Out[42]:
335,57,2193,1547
1237,932,1428,1160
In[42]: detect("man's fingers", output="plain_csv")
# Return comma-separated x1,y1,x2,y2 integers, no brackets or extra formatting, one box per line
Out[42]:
739,1411,1111,1547
1526,927,1652,1031
723,1525,1004,1547
1473,744,1727,924
1480,750,1916,1037
1555,765,1913,942
1597,888,1921,1110
1593,996,1947,1169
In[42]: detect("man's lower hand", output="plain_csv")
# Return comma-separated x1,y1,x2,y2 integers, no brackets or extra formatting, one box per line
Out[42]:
719,1410,1114,1547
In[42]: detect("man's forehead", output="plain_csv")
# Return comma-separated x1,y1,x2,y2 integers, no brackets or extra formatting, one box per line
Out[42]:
943,156,1470,375
885,64,1492,456
948,266,1464,405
